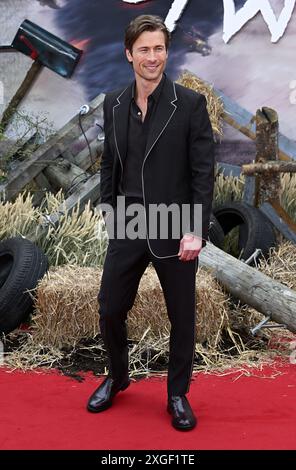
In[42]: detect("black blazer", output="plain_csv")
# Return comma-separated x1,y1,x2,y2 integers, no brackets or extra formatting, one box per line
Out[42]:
99,75,215,257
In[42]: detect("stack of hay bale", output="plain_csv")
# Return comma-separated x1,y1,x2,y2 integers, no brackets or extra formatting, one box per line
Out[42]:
33,264,230,351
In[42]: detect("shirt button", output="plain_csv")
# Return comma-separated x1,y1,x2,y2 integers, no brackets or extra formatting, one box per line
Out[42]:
138,111,141,116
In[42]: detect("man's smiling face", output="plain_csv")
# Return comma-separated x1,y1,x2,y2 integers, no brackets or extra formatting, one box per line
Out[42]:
126,30,168,83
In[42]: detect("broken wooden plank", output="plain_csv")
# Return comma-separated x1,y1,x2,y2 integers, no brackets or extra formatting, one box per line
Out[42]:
60,148,76,164
2,93,105,201
212,85,296,162
260,200,296,244
199,243,296,332
74,139,104,171
243,176,256,206
43,157,88,193
29,172,101,243
33,171,54,205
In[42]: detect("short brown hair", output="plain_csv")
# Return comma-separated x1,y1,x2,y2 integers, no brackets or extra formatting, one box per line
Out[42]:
124,15,171,53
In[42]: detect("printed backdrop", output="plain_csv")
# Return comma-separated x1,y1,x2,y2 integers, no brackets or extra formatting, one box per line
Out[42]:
0,0,295,159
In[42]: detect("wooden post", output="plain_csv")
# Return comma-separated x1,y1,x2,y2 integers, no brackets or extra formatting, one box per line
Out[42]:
255,107,281,207
0,61,43,132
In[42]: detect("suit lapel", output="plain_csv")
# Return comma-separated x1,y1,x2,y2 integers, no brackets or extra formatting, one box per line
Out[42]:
144,77,177,159
113,84,132,168
113,77,178,167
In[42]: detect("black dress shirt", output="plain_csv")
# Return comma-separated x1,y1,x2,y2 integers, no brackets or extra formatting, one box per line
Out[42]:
118,74,166,200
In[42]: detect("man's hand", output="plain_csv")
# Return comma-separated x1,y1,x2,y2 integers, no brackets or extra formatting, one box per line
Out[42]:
178,233,202,261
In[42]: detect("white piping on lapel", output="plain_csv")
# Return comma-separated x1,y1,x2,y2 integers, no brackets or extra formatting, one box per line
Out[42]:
112,86,129,174
144,81,178,161
142,81,179,259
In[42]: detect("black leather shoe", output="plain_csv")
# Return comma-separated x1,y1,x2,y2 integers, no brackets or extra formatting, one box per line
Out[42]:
167,395,197,431
87,375,130,413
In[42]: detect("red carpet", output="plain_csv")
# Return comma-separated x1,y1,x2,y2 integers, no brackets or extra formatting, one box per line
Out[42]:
0,361,295,450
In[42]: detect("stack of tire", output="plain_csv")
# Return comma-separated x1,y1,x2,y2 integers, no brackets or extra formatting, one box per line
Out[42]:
208,201,276,262
0,238,48,335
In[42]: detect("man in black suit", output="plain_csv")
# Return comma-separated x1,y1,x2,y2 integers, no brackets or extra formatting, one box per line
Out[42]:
87,15,215,431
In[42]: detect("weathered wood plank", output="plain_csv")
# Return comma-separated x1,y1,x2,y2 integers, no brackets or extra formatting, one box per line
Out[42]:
29,172,101,242
260,201,296,244
43,157,88,193
33,171,54,204
213,86,296,162
74,139,104,171
243,161,296,175
243,176,256,206
2,93,105,201
199,243,296,331
34,171,53,192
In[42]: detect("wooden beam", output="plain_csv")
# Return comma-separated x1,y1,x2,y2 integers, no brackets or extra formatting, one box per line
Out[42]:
34,171,52,190
2,93,105,201
74,140,103,171
29,172,101,242
212,86,296,162
43,157,88,193
260,200,296,244
243,176,256,206
200,243,296,332
243,161,296,175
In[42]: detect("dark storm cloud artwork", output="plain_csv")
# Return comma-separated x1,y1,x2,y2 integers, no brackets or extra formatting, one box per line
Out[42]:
53,0,246,99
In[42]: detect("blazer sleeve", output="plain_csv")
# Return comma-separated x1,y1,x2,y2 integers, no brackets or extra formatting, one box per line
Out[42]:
188,93,215,247
99,94,114,211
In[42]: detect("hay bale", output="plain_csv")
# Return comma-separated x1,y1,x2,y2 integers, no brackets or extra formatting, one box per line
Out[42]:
257,242,296,290
34,266,102,348
177,71,224,139
130,266,230,348
33,264,230,350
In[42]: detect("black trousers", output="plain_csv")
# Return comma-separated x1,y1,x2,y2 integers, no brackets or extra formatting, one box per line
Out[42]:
98,214,198,397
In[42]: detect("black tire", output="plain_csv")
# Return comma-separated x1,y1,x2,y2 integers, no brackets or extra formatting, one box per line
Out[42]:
213,201,276,262
208,214,225,248
0,237,48,335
